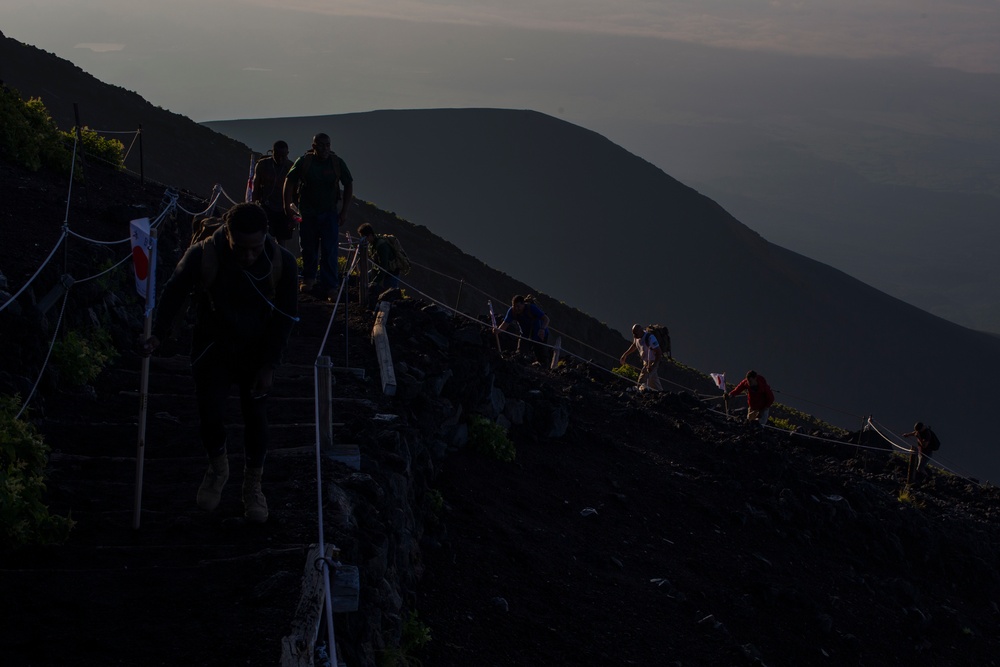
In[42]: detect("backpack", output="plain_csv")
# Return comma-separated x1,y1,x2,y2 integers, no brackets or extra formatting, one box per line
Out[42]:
376,233,411,275
291,150,342,206
643,324,671,359
186,216,283,307
924,427,941,452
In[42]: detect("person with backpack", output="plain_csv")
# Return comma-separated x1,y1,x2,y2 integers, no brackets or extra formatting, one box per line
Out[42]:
724,370,775,427
902,421,941,485
357,222,403,292
141,202,298,523
495,294,551,365
620,323,663,392
282,133,354,300
251,140,294,251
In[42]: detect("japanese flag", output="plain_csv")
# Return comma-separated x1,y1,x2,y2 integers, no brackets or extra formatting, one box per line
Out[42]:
130,217,157,310
710,373,726,391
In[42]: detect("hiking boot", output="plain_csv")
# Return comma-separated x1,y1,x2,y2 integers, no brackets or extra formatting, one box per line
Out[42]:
196,452,229,511
242,467,269,523
299,279,316,293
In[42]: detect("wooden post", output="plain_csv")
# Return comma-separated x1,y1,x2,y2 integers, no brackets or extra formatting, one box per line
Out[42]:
358,238,369,307
281,544,339,667
72,103,89,210
372,301,397,396
138,124,144,186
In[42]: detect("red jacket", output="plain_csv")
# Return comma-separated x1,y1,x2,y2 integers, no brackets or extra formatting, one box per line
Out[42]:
729,376,775,410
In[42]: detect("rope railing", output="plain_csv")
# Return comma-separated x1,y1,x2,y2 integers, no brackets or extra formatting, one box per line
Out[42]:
372,252,993,488
15,287,71,420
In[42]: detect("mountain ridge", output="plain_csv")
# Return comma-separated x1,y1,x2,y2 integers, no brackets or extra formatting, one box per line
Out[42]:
207,108,1000,482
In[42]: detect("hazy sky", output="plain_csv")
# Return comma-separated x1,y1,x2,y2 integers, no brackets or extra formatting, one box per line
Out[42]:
3,0,1000,330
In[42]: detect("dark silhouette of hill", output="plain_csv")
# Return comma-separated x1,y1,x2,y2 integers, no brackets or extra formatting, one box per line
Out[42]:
0,30,248,197
210,109,1000,483
4,27,998,480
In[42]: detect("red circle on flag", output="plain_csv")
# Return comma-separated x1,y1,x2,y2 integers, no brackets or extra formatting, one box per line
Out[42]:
133,246,149,280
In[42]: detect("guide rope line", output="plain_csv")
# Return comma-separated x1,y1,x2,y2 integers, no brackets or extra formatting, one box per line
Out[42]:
407,257,620,365
63,135,79,233
315,245,363,359
0,232,67,315
74,253,133,285
867,417,980,484
15,287,71,420
385,256,968,465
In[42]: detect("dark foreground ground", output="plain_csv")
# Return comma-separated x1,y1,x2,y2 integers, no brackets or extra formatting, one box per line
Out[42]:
2,161,1000,667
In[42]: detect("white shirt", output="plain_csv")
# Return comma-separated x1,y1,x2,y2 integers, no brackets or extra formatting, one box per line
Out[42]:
636,333,660,362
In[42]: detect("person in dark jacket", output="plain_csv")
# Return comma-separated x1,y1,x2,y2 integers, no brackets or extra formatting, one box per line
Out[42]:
357,222,400,292
251,140,294,249
282,133,354,299
724,370,775,427
902,421,939,485
495,294,551,365
142,202,298,523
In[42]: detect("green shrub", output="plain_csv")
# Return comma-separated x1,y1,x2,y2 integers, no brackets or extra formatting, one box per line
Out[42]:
469,415,515,462
0,88,70,172
769,417,797,432
426,488,444,515
379,610,432,667
612,364,639,381
52,329,119,387
64,126,125,170
0,395,74,550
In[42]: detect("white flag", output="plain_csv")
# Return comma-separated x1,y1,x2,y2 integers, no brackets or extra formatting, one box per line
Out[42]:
710,373,726,391
130,217,157,311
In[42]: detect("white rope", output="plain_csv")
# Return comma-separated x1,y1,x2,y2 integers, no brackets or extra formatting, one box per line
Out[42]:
867,417,979,484
74,253,132,285
121,130,140,162
390,261,996,486
175,186,223,217
0,231,68,314
15,286,71,420
218,186,242,207
316,246,362,358
66,228,131,246
62,136,79,233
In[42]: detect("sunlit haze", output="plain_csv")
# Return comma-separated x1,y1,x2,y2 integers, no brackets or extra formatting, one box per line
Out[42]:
2,0,1000,331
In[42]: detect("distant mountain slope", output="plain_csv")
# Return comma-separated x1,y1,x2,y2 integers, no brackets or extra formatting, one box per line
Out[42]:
209,109,1000,482
1,31,248,197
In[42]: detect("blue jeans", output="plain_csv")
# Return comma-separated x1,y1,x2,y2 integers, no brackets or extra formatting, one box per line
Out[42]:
300,210,339,290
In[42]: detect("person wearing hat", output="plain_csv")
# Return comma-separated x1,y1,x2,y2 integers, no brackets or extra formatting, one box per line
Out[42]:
902,422,940,485
724,370,774,426
620,324,663,392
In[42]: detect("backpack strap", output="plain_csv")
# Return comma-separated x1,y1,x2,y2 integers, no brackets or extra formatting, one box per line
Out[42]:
197,234,283,303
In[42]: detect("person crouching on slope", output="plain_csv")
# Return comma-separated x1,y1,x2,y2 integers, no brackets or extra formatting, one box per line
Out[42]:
724,370,775,427
495,295,551,365
620,323,663,392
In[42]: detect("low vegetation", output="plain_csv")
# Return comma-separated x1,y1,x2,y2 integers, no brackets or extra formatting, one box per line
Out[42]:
0,85,123,174
468,415,515,462
52,328,119,387
0,395,74,550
